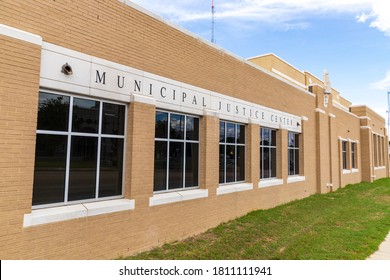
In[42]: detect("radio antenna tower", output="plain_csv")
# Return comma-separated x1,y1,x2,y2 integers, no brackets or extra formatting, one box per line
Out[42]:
211,0,216,43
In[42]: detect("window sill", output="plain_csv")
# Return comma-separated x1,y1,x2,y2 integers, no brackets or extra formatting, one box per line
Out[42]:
23,199,135,227
216,183,253,196
287,176,305,184
343,169,359,174
258,178,283,188
374,166,386,170
149,189,208,207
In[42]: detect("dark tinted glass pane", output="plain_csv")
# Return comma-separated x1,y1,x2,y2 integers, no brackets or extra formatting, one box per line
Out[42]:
343,151,347,169
352,143,356,168
186,116,199,140
271,147,277,177
295,149,300,174
288,149,294,176
185,143,199,187
260,147,263,179
226,145,235,182
72,98,100,133
260,128,263,146
155,111,168,139
237,125,245,144
237,146,245,181
169,142,184,189
99,138,124,197
262,147,270,179
68,136,97,201
265,128,271,146
288,132,295,148
294,134,300,148
220,122,225,143
33,134,67,205
342,141,347,152
102,103,125,135
154,141,167,191
219,145,225,183
226,123,235,143
170,114,185,139
271,130,277,146
37,92,70,131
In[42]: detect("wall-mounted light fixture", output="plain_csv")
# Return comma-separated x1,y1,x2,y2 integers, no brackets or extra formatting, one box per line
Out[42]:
61,63,73,75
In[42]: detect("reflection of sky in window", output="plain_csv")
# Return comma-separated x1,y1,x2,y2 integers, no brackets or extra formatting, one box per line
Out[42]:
156,112,168,122
39,93,69,108
227,123,235,137
220,122,225,142
171,119,183,129
74,98,98,109
263,129,270,142
186,117,194,130
288,133,294,147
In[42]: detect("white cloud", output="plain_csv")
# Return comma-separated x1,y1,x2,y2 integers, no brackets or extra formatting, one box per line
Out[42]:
368,1,390,36
131,0,390,35
371,71,390,90
356,12,371,23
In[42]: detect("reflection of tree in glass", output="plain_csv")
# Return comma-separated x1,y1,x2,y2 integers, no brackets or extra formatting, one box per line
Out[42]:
156,120,168,138
38,96,69,131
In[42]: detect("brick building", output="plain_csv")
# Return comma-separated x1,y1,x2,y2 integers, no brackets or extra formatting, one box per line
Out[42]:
0,0,388,259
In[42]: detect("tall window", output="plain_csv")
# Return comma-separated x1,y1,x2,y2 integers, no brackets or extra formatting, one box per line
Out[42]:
288,132,300,176
260,128,277,179
154,111,199,192
33,92,125,207
351,142,357,169
342,141,348,170
219,121,245,184
373,134,378,167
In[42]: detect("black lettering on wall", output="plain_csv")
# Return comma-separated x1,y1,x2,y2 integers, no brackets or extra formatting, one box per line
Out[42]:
95,70,106,84
134,80,141,92
117,76,125,88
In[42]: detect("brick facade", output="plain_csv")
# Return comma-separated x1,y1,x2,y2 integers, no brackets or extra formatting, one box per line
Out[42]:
0,0,388,259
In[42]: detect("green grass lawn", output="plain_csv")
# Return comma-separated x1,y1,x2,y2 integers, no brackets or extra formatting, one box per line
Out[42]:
123,179,390,260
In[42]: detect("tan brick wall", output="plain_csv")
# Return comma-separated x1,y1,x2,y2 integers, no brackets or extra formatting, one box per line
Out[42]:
0,0,387,259
0,35,41,258
200,114,219,194
246,123,260,185
125,101,156,207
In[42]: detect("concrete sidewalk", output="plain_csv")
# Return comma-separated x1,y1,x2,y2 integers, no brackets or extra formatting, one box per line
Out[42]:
367,231,390,260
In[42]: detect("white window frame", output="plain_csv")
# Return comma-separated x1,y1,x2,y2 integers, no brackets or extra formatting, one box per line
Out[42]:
288,132,300,176
154,110,200,193
33,90,127,209
260,127,277,180
342,140,348,170
219,121,246,185
351,142,357,169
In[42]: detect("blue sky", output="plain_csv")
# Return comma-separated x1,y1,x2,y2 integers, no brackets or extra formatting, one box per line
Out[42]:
131,0,390,122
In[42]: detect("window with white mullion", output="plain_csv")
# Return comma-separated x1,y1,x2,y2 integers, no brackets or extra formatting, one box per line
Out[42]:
153,111,199,192
351,142,357,169
32,92,126,208
342,140,348,170
288,132,300,176
95,102,103,199
260,128,277,179
219,121,246,184
64,96,74,203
